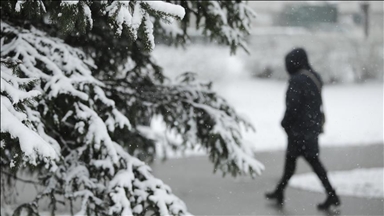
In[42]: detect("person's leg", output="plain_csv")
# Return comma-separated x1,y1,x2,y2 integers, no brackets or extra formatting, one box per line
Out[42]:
266,136,299,204
275,136,300,191
304,155,334,193
265,153,298,204
304,154,340,209
276,154,298,192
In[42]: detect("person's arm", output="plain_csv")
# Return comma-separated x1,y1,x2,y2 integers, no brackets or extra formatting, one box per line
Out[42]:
281,76,304,132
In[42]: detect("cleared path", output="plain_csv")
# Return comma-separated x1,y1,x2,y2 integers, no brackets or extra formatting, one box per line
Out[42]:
152,144,384,215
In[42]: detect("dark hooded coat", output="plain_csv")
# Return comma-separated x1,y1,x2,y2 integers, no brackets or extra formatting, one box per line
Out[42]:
281,48,324,157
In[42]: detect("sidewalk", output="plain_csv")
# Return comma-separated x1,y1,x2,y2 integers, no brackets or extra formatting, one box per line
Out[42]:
152,144,384,215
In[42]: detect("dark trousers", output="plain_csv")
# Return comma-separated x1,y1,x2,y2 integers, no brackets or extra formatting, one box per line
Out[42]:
277,136,335,194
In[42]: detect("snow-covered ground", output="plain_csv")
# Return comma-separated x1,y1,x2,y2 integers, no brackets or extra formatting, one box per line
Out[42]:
289,168,384,198
214,77,384,152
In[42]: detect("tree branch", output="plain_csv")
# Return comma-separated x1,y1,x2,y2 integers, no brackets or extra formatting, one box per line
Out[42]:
1,170,43,186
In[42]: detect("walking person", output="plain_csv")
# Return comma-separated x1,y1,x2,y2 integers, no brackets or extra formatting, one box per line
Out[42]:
265,48,340,210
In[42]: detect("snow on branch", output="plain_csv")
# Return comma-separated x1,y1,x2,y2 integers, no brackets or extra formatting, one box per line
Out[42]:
1,23,131,136
114,71,265,177
143,1,186,19
1,61,58,166
14,0,25,12
60,0,79,6
207,1,256,54
12,0,185,51
15,0,46,13
172,0,255,54
74,102,119,164
1,22,101,101
111,144,190,216
1,21,188,215
102,0,185,50
190,101,264,176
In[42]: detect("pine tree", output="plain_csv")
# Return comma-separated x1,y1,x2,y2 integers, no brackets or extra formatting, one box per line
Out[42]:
1,1,263,215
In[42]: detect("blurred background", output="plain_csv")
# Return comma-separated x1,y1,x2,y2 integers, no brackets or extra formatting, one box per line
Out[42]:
155,1,383,84
152,1,383,152
150,2,383,214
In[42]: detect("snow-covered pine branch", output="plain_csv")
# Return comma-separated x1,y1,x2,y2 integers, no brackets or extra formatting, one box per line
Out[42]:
1,22,188,215
9,1,255,53
102,0,185,50
107,71,265,177
203,1,256,54
161,0,256,54
11,0,185,51
162,73,264,176
1,58,58,168
15,0,46,14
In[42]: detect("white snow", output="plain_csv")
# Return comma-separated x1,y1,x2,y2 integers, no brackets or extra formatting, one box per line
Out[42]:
1,96,58,164
1,22,102,102
144,13,155,50
75,103,119,163
81,2,93,29
1,64,58,165
131,3,144,33
209,1,228,25
15,0,25,12
214,77,384,152
14,0,46,13
108,187,133,216
289,168,384,198
145,1,186,20
105,1,132,36
60,1,79,6
102,0,185,44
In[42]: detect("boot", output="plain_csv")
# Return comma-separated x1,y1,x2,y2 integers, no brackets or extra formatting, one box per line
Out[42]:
265,190,284,205
317,191,340,210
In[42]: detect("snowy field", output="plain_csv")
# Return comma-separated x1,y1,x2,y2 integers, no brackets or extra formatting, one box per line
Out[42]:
214,77,384,151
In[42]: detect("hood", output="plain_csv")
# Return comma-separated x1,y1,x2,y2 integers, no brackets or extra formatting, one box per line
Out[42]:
285,48,312,75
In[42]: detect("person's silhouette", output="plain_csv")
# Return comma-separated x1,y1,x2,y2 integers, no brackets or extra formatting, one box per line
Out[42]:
265,48,340,210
